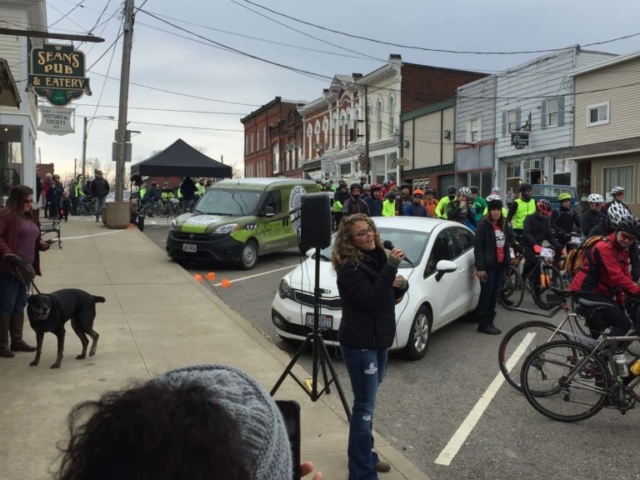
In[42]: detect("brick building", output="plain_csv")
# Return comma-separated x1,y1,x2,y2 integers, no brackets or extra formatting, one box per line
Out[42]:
240,97,305,178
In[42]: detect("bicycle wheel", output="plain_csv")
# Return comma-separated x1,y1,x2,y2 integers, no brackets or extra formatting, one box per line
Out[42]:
499,266,525,310
521,340,610,422
498,320,570,392
532,263,565,310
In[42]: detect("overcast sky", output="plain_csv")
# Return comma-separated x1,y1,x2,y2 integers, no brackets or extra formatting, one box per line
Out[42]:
38,0,640,179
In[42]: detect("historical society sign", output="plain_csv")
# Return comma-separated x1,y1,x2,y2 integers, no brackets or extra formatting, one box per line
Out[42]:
28,44,91,107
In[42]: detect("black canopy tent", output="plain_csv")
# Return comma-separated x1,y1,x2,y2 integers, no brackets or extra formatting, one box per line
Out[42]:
130,139,232,178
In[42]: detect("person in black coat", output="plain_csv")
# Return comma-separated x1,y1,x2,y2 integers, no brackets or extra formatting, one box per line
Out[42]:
473,197,513,335
331,213,408,478
180,176,197,213
363,185,383,216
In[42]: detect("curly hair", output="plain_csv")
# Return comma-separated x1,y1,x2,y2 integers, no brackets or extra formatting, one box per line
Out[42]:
331,213,383,271
56,381,251,480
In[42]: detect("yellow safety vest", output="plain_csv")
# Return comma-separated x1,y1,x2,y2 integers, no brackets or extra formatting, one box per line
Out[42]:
435,196,452,219
140,188,146,200
382,199,396,217
511,198,536,230
333,200,343,213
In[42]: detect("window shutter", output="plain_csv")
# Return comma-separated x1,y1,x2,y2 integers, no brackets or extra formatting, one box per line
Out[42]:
502,111,507,137
515,108,521,130
541,101,547,129
558,95,565,127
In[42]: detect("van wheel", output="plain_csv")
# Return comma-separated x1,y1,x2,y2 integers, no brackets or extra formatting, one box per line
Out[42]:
402,306,432,360
238,240,258,270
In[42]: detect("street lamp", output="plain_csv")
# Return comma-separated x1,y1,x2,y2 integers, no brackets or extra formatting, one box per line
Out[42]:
81,115,114,184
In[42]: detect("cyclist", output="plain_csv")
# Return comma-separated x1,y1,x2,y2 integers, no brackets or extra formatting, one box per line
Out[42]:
483,194,508,217
607,186,630,213
580,193,606,239
343,183,370,216
363,185,383,216
446,188,476,229
333,180,350,228
551,192,581,246
522,199,563,292
404,189,428,217
422,188,439,218
507,183,536,241
395,183,412,216
570,215,640,346
589,202,640,281
435,186,458,219
470,186,487,222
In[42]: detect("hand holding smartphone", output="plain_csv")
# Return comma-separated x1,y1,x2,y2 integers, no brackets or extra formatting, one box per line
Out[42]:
276,400,301,480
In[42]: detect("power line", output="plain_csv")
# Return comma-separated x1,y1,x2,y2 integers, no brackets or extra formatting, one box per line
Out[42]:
240,0,640,56
105,118,244,132
73,103,249,115
87,29,124,71
87,0,114,34
137,17,380,62
139,9,333,82
90,71,263,106
89,22,122,131
226,0,384,62
48,0,88,30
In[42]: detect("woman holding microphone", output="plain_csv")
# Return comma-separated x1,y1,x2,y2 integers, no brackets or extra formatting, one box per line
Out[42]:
332,213,408,479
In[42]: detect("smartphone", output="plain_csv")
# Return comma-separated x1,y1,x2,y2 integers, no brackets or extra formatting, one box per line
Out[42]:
276,400,301,480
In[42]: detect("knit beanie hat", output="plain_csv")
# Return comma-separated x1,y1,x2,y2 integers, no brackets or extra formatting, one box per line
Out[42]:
487,198,503,211
153,364,292,479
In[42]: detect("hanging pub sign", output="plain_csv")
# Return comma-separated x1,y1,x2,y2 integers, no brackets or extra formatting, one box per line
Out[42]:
28,43,91,106
511,131,530,149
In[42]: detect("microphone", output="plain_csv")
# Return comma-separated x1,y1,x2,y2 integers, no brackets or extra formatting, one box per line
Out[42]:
383,240,413,265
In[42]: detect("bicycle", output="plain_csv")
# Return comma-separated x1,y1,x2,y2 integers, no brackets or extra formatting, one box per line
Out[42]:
520,328,640,422
498,287,592,392
499,247,564,310
75,196,95,216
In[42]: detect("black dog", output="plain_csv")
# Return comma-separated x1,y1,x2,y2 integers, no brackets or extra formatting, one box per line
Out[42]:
26,289,105,369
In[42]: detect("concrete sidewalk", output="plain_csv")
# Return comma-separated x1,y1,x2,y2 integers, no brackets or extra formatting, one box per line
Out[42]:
0,217,430,480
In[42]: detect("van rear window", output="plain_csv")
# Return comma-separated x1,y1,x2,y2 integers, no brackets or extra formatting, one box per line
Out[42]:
531,187,574,198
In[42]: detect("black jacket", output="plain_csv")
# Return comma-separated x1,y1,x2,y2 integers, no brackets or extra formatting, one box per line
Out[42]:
474,219,513,271
90,178,110,198
337,249,408,349
581,209,605,239
363,196,383,216
343,196,370,216
180,177,197,201
524,214,562,250
551,207,581,234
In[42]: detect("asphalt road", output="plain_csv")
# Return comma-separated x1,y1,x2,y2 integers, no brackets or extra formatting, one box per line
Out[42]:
145,222,640,480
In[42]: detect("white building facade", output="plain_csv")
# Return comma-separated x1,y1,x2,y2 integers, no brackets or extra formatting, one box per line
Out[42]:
495,47,615,196
0,0,47,203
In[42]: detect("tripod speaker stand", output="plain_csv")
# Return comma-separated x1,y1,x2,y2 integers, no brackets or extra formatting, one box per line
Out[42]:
271,193,351,420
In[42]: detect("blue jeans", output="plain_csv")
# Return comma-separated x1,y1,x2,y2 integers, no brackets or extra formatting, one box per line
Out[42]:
341,346,388,480
95,196,106,220
0,271,30,317
476,267,505,325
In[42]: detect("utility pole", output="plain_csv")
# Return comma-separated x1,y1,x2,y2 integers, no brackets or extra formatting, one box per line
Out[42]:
38,148,41,164
364,84,370,183
114,0,134,202
81,116,88,183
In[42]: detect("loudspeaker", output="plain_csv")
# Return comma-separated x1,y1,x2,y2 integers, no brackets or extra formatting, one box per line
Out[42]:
300,193,332,250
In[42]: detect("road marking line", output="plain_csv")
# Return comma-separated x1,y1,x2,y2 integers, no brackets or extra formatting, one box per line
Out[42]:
434,332,536,466
211,264,298,286
61,231,123,240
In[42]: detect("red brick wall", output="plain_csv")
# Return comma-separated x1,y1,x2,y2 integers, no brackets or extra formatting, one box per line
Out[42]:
401,64,487,113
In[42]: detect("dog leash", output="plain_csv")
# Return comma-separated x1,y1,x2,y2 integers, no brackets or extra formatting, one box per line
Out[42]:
11,264,41,295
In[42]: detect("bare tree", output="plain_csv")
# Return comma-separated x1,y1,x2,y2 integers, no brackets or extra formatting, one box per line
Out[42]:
231,162,243,179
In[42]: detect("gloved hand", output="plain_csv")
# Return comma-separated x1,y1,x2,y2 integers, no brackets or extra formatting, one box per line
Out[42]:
3,254,20,265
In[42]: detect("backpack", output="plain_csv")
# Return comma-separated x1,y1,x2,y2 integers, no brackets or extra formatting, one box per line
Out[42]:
564,235,607,274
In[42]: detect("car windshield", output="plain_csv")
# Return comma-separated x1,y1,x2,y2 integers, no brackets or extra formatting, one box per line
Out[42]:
196,189,263,216
531,186,574,198
315,227,430,268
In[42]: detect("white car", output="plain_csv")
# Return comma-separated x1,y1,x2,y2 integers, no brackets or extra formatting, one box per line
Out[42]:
271,217,481,360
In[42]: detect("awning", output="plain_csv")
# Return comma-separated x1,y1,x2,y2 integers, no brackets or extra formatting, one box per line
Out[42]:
0,58,20,107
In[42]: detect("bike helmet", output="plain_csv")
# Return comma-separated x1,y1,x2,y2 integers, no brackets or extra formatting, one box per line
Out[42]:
400,183,411,191
413,189,424,196
491,186,501,194
425,188,435,195
616,215,640,238
520,183,533,193
339,180,347,187
458,186,471,197
447,186,457,195
611,186,625,195
349,183,361,193
608,202,630,226
470,186,479,194
486,194,501,202
536,199,552,216
557,192,572,202
588,193,604,203
363,183,371,190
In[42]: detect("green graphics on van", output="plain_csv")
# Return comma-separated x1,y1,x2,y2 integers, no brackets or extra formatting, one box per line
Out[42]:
166,178,320,270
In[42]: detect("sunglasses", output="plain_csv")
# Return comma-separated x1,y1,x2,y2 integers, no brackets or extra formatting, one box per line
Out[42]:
619,232,636,242
589,203,602,207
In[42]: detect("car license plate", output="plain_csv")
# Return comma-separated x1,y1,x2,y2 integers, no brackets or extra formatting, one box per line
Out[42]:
305,313,333,330
182,243,197,253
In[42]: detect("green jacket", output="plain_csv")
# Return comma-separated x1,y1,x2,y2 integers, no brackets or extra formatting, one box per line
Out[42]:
473,197,487,221
435,196,453,219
